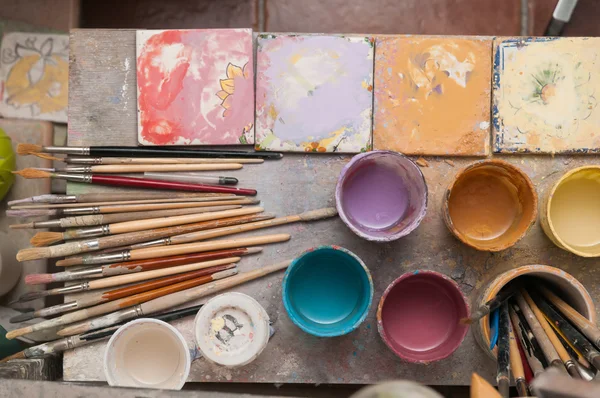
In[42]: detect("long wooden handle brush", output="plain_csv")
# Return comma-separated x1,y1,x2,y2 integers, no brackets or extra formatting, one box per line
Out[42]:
30,211,270,247
64,156,264,165
460,284,518,325
521,289,581,378
10,206,235,229
17,143,283,159
8,192,229,206
509,320,530,396
12,264,235,322
6,267,238,340
17,207,265,260
10,195,239,209
20,248,261,291
122,207,338,250
539,286,600,348
13,168,257,196
58,259,292,337
8,197,257,218
42,163,243,173
509,304,545,377
496,302,510,398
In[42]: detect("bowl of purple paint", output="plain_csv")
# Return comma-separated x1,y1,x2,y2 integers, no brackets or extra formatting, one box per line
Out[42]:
335,151,428,242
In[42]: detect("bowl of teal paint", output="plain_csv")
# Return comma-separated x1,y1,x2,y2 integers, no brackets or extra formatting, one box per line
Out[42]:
336,151,428,242
282,246,373,337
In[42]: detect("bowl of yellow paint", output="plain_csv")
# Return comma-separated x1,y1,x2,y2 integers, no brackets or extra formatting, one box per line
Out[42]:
443,160,537,251
541,166,600,257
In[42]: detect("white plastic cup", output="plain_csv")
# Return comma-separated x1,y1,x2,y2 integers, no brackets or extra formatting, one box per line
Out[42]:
194,292,270,367
104,318,191,390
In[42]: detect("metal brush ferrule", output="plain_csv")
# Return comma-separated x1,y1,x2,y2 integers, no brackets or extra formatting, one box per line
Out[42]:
38,301,79,317
63,166,92,173
44,146,89,155
68,225,110,239
129,238,169,250
63,206,101,215
82,251,131,265
55,173,93,183
63,267,103,280
43,195,78,203
56,282,89,294
64,157,102,164
32,219,63,228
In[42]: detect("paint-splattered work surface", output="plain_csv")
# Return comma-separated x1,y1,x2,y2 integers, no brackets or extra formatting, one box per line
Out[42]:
374,36,491,156
65,30,600,386
255,34,373,153
493,37,600,154
136,29,254,146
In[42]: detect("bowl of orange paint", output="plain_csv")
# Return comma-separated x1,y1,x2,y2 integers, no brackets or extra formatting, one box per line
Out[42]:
541,166,600,257
443,160,537,252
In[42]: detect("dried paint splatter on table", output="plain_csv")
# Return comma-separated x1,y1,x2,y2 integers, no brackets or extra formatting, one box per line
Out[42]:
136,29,254,145
493,37,600,154
373,36,491,156
0,33,69,123
255,34,374,153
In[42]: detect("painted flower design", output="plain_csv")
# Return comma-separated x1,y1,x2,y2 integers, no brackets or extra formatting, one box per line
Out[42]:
217,62,250,117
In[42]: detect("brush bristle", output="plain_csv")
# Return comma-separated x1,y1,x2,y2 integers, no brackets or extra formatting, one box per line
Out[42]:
25,273,55,285
10,312,35,323
56,257,81,267
16,143,42,155
459,317,473,325
12,168,52,179
15,290,48,302
16,247,50,262
7,209,55,217
30,232,63,247
9,223,34,229
31,152,63,161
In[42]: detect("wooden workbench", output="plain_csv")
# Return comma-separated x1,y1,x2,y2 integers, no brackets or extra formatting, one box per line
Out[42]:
63,29,600,385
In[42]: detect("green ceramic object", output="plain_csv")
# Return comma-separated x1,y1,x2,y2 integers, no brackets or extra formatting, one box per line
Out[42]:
0,129,15,201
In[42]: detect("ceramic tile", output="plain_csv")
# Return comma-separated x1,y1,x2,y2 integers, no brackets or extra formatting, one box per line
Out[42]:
493,37,600,153
136,29,254,145
255,34,374,153
373,36,491,156
0,32,69,123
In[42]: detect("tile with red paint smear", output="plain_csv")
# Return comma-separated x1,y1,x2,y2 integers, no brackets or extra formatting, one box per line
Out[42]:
136,29,254,146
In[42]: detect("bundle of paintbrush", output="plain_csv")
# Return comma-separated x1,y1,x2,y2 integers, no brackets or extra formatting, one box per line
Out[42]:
466,277,600,397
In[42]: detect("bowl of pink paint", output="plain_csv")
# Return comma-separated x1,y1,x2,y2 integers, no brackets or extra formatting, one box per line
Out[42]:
335,151,427,242
377,270,470,363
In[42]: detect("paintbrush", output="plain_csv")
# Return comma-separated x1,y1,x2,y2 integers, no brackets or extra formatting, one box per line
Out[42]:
509,303,546,377
13,168,257,196
1,304,204,362
532,292,600,370
470,373,502,398
8,192,229,206
8,196,257,218
10,195,239,209
19,248,261,292
29,205,262,246
496,302,510,398
17,207,266,260
521,289,581,378
11,264,235,322
539,286,600,348
122,208,338,250
515,292,567,372
509,318,530,396
9,206,238,230
460,284,518,325
19,256,239,303
64,156,264,165
16,143,283,159
542,310,594,371
53,233,290,266
144,172,238,185
37,163,243,173
57,259,292,337
6,268,238,339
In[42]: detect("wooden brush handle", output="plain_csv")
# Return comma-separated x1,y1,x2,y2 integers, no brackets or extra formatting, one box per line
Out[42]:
508,322,525,380
89,257,240,290
85,157,263,165
90,174,257,196
298,207,338,221
540,286,600,346
77,192,226,202
142,260,292,314
102,247,255,276
90,164,242,173
509,306,545,377
96,199,252,214
132,234,290,261
109,206,264,234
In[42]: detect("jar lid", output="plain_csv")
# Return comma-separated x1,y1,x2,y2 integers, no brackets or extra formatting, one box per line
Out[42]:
194,292,270,367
